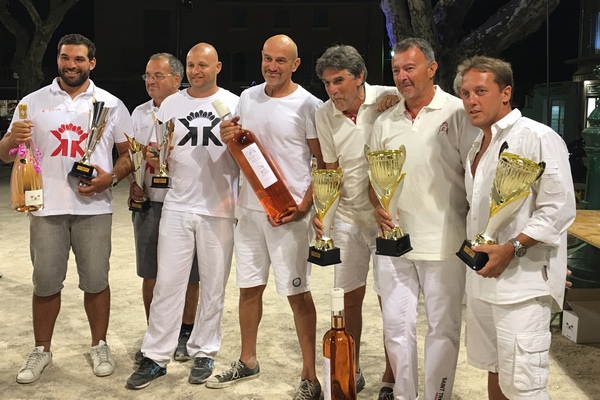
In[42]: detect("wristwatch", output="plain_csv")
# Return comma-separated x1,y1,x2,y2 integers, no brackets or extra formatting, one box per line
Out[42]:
508,238,527,257
110,173,118,187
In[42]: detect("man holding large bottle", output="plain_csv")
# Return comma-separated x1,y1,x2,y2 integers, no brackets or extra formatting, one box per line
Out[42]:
370,38,478,400
313,44,398,400
213,34,324,400
126,42,239,390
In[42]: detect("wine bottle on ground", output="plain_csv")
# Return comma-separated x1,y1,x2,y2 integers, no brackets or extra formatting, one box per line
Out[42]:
323,288,357,400
212,98,297,223
10,104,44,212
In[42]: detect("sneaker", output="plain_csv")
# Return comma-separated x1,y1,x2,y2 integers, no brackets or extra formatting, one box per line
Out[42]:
378,386,394,400
174,330,191,361
90,340,115,377
205,360,260,388
356,369,365,393
134,349,143,365
189,357,214,384
293,379,321,400
126,357,167,390
16,346,52,384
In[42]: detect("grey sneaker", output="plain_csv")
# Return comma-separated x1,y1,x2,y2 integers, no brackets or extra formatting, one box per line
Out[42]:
356,369,365,393
173,330,191,361
378,386,394,400
90,340,115,377
126,357,167,390
293,379,321,400
189,357,214,384
16,346,52,384
205,360,260,388
134,349,143,364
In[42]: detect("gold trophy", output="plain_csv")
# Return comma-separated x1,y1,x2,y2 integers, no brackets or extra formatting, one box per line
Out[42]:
69,99,111,185
308,168,343,266
125,134,151,213
150,117,175,188
456,143,545,270
365,144,412,257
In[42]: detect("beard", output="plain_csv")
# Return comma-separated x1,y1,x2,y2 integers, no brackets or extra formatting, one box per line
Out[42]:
58,67,91,88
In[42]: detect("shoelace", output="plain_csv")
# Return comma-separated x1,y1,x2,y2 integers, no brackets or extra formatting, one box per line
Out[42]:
94,345,110,364
218,360,243,380
24,350,45,369
296,381,316,399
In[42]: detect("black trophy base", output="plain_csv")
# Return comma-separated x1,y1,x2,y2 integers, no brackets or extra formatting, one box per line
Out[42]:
307,246,341,266
376,234,412,257
69,162,95,180
456,239,489,271
129,198,151,213
151,176,171,188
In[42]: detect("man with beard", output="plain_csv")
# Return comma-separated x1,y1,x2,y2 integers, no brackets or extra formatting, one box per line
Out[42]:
0,34,133,383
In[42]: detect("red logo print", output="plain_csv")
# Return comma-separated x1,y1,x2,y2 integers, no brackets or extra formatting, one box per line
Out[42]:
50,123,88,157
439,121,449,136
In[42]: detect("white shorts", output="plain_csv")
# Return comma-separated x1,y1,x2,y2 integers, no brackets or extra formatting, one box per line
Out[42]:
235,208,312,296
466,295,552,400
331,218,377,292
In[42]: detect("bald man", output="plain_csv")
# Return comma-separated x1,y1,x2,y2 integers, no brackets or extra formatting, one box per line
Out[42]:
210,35,324,400
127,42,240,390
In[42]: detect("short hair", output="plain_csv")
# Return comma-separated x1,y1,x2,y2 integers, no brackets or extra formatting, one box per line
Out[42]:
315,45,368,83
149,53,184,78
457,56,514,91
394,37,435,63
57,34,96,60
452,72,462,96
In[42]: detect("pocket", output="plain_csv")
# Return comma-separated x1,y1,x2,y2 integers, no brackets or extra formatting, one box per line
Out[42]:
513,331,551,391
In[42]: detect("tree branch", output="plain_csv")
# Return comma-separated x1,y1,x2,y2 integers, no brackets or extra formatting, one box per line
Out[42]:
380,0,413,48
19,0,42,27
407,0,437,49
433,0,476,48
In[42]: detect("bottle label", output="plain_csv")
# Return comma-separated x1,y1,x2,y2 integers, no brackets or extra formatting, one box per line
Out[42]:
241,143,278,189
323,356,331,400
25,189,43,206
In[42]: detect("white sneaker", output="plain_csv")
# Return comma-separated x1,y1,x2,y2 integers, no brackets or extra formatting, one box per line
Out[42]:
90,340,115,377
16,346,52,384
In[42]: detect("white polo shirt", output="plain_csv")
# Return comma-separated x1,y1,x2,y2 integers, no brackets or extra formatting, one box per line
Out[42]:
370,86,478,260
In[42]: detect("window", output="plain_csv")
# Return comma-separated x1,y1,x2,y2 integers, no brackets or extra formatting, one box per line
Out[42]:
231,52,247,83
592,12,600,54
232,9,247,28
313,9,328,28
550,99,565,136
274,9,289,29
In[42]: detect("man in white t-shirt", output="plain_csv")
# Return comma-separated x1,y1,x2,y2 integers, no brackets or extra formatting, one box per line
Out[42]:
370,38,478,400
126,43,239,390
130,52,201,364
0,34,133,383
210,34,324,400
457,56,575,400
313,44,398,400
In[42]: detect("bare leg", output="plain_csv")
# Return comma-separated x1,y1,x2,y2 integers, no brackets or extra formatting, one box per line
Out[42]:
33,292,61,352
288,291,318,382
239,285,266,368
84,286,111,346
182,282,200,325
344,286,365,372
378,295,395,383
488,372,508,400
142,278,156,323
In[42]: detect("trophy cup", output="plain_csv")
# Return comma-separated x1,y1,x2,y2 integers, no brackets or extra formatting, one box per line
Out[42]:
125,134,151,213
365,144,412,257
150,117,175,188
69,99,111,185
308,168,343,266
456,143,545,270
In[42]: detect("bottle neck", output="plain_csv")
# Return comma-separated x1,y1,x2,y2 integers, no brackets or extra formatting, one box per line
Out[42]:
331,311,345,329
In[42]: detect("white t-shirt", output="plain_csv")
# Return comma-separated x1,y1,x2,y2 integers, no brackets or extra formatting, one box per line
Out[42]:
465,109,576,309
157,88,239,218
235,83,322,214
10,79,132,216
316,83,397,227
131,99,166,203
370,86,478,260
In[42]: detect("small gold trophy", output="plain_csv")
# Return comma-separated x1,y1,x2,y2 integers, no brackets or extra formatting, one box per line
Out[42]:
456,143,545,270
69,99,111,185
365,144,412,257
308,168,343,266
150,117,175,188
125,134,151,213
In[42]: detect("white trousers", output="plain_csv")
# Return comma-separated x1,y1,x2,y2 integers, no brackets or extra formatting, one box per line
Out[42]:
142,209,235,367
375,257,465,400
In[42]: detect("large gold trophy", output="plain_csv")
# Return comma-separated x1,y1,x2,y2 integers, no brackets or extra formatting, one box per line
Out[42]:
365,144,412,256
125,134,151,213
308,168,343,266
456,143,545,270
69,99,111,186
150,117,175,188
